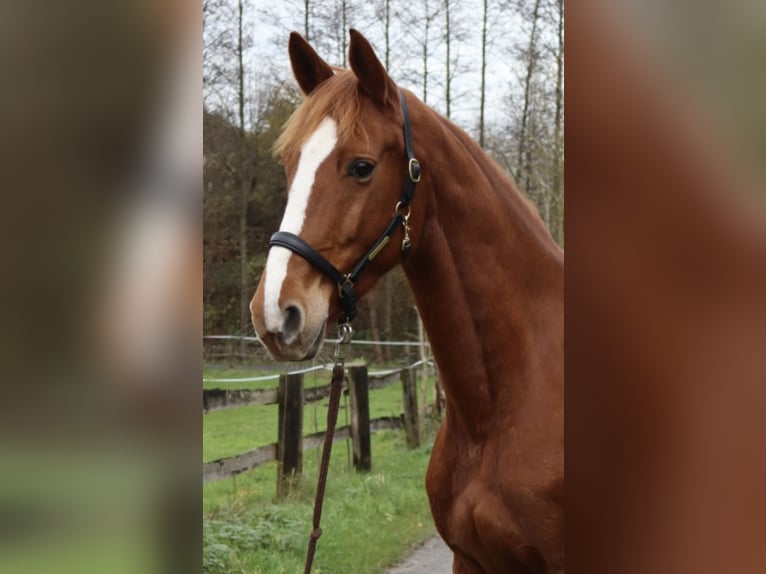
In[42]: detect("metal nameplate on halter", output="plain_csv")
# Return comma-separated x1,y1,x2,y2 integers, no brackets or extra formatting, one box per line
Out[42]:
367,236,390,261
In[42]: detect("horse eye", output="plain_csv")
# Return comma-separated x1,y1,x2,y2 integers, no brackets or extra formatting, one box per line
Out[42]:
348,160,376,180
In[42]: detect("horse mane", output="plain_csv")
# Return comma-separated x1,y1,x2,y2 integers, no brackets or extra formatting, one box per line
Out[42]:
427,106,555,243
448,116,541,205
276,69,554,247
275,70,374,160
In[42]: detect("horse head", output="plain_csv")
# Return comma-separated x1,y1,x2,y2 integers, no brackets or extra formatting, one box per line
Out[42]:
251,30,421,360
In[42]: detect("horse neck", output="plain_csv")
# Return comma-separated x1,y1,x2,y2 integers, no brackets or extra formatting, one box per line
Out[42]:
401,108,564,438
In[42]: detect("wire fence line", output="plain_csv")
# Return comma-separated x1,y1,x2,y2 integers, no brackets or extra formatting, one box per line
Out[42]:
203,359,435,384
203,334,433,383
203,363,328,383
204,334,427,347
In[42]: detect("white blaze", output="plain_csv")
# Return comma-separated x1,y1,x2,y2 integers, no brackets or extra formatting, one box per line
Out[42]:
263,117,338,332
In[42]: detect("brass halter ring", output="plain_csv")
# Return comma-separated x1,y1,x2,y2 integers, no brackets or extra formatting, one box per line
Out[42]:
395,201,412,220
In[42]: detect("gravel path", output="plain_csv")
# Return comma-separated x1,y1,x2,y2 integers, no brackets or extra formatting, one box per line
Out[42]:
388,536,453,573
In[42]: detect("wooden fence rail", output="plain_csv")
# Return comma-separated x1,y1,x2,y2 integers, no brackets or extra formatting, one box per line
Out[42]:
202,364,422,492
203,387,278,411
202,416,404,484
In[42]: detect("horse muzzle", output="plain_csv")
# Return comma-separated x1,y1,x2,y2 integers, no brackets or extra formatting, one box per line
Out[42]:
251,286,329,361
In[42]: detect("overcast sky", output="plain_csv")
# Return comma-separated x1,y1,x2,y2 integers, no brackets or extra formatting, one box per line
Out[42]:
206,0,559,137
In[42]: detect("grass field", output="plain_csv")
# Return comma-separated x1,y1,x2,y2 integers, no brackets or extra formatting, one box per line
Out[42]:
203,364,442,574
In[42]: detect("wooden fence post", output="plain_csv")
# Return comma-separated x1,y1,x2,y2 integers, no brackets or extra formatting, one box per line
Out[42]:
401,367,420,449
276,372,304,499
348,364,371,471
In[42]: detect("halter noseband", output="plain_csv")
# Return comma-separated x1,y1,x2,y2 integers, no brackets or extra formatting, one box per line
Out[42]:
269,89,421,325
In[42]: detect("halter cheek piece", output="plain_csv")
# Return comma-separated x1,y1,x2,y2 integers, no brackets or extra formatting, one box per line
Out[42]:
269,89,421,325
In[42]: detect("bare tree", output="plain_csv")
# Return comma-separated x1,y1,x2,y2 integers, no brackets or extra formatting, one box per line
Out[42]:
384,0,391,69
422,0,433,103
334,0,359,66
441,0,472,121
203,0,238,115
237,0,247,133
516,0,542,187
477,0,488,146
237,0,254,351
444,0,453,118
308,0,364,67
551,0,564,244
478,0,563,242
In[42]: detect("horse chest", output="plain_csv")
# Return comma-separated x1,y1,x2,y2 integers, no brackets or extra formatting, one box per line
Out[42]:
426,420,562,573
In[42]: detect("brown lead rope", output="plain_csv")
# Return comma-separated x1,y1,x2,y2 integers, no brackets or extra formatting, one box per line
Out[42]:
303,325,352,574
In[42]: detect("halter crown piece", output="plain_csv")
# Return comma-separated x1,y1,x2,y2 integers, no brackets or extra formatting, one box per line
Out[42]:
269,89,421,325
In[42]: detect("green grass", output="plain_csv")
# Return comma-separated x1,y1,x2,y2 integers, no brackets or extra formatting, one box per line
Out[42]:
204,431,439,573
203,365,442,574
204,368,435,462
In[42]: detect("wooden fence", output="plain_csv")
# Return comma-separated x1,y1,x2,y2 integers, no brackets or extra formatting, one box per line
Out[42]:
203,364,422,495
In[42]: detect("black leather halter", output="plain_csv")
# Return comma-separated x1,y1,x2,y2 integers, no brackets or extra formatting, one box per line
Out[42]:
269,89,421,325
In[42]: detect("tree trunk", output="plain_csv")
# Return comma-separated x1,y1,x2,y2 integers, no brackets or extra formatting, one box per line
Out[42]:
341,0,348,67
422,0,430,104
515,0,541,188
384,0,390,69
479,0,488,147
445,0,452,119
237,0,245,133
383,274,393,363
238,0,248,357
368,292,385,364
551,0,564,245
418,311,429,422
434,366,445,417
304,0,310,40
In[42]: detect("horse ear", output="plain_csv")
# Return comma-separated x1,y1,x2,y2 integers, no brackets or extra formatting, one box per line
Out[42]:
288,32,334,96
348,29,397,107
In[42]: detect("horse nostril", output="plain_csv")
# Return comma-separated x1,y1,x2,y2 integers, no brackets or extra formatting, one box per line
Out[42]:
282,304,303,342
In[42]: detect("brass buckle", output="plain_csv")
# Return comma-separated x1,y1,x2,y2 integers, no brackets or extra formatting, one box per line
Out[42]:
408,158,421,183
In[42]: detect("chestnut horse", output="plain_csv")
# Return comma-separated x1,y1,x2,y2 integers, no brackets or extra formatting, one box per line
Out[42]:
251,30,564,573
